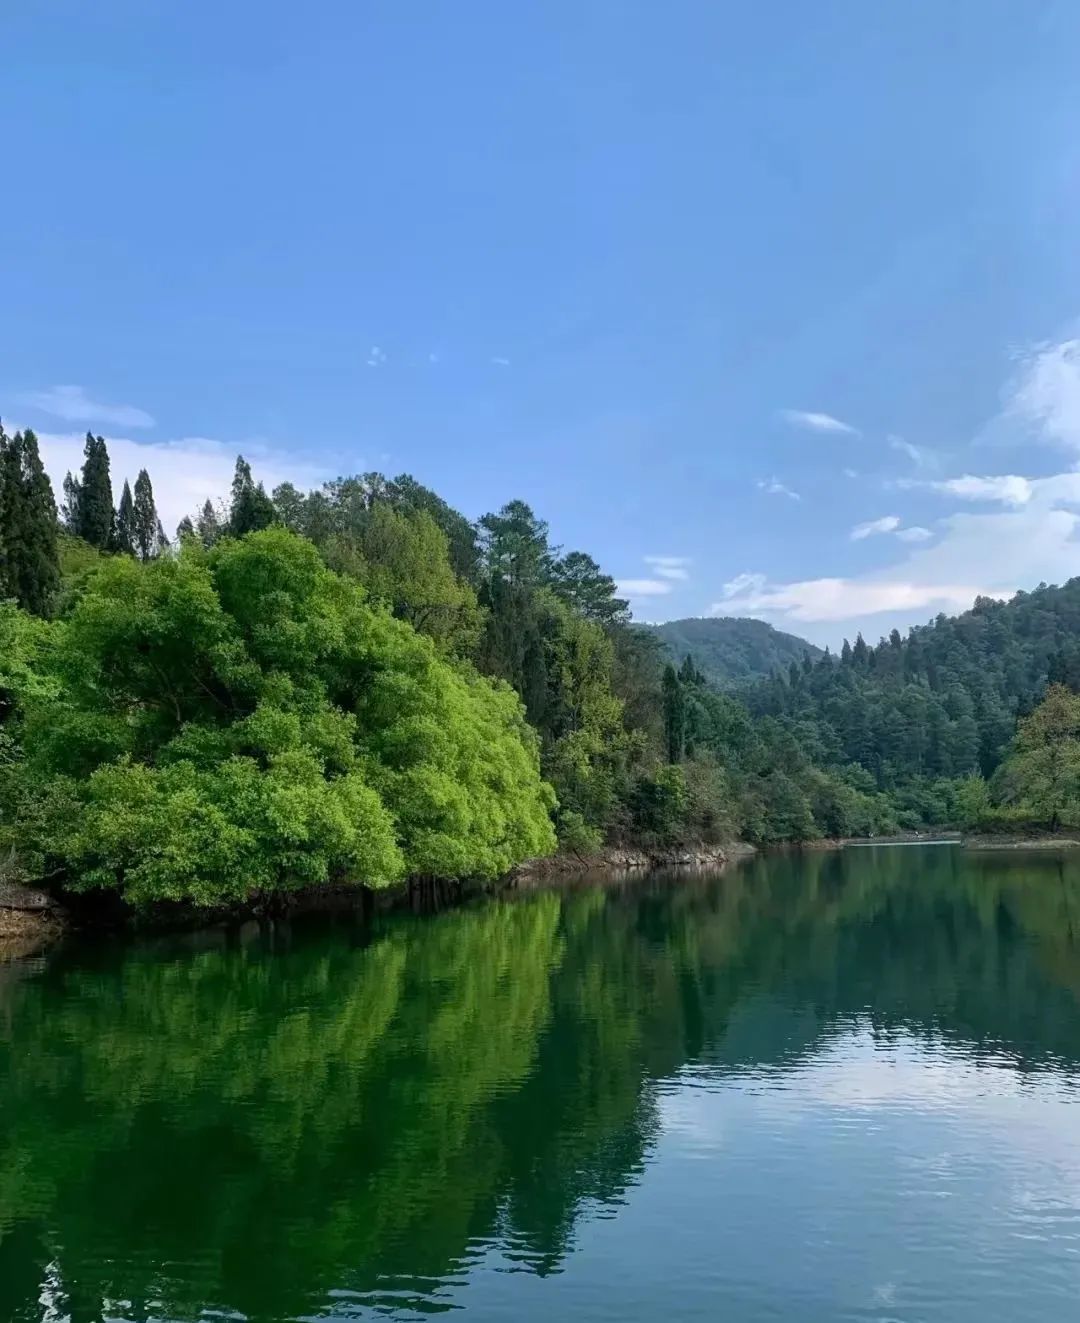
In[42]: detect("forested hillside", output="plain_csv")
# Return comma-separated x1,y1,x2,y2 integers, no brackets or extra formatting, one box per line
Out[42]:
647,616,823,687
734,582,1080,821
2,421,1080,908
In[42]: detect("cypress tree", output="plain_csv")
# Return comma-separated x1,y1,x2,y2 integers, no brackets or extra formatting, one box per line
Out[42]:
228,456,275,537
131,468,166,561
196,499,222,547
74,432,115,549
115,480,135,555
0,427,61,615
175,515,196,542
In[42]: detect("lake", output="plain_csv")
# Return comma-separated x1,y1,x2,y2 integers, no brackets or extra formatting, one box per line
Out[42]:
3,845,1080,1322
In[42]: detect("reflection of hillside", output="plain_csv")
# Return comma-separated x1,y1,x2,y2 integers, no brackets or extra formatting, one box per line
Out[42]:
1,848,1080,1320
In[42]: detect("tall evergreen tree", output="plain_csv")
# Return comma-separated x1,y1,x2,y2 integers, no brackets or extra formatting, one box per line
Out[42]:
661,663,686,763
196,499,223,547
114,480,135,555
478,500,555,587
73,432,115,549
0,427,61,615
228,456,276,537
131,469,167,561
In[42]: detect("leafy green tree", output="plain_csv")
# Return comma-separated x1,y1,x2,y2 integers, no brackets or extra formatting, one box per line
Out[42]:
0,427,60,616
323,503,484,657
4,528,555,902
993,684,1080,829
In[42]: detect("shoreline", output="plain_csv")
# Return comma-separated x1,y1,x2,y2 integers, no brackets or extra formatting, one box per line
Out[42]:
0,841,756,956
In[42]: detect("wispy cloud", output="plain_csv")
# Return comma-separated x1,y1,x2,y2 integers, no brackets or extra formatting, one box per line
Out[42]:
851,515,900,541
758,477,801,501
889,435,939,470
428,351,440,364
19,384,155,429
779,408,859,436
618,577,673,597
713,470,1080,632
1007,337,1080,451
490,356,511,367
929,474,1033,506
644,555,691,581
366,346,387,368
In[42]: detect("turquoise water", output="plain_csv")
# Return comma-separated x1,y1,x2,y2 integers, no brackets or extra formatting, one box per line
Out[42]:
3,845,1080,1320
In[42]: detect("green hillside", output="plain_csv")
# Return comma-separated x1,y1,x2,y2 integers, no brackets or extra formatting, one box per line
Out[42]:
646,616,824,687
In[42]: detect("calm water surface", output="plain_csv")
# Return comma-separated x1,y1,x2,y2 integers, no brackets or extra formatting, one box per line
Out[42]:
3,846,1080,1321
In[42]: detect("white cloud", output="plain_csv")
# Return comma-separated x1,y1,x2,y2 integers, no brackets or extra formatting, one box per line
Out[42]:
758,477,801,501
720,572,767,600
1007,337,1080,451
851,515,900,541
779,408,858,436
490,356,511,367
889,435,938,470
843,468,859,479
713,469,1080,632
714,574,995,624
33,429,327,539
366,346,387,368
644,554,691,581
896,526,933,543
428,351,440,364
618,578,673,597
929,474,1033,506
19,384,155,429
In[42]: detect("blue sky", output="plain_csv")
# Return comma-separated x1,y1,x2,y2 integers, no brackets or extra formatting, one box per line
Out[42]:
5,1,1080,645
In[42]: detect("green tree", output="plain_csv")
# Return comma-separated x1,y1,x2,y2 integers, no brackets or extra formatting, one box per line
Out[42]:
131,468,167,560
551,551,628,625
993,684,1080,829
0,427,60,616
4,528,556,903
70,432,116,549
228,456,276,537
114,479,135,555
478,500,554,587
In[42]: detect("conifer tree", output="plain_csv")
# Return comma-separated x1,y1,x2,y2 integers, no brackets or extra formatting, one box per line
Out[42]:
196,499,223,547
114,480,135,555
0,427,60,615
73,432,115,549
132,468,167,561
228,456,275,537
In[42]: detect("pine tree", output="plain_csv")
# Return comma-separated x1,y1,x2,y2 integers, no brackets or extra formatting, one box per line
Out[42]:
196,499,223,547
73,432,115,549
228,456,275,537
61,471,82,531
131,468,165,561
0,427,61,615
114,480,135,555
175,515,196,541
662,663,686,763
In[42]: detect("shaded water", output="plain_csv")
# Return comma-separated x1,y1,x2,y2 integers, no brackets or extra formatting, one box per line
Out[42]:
3,846,1080,1321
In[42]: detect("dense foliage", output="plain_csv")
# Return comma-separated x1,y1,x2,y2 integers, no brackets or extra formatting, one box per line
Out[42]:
5,429,1080,906
648,616,824,688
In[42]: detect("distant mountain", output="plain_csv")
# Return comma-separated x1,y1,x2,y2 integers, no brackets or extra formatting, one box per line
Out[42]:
645,616,824,688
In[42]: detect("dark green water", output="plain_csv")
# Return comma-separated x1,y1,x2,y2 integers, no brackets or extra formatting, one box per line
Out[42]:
4,846,1080,1322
